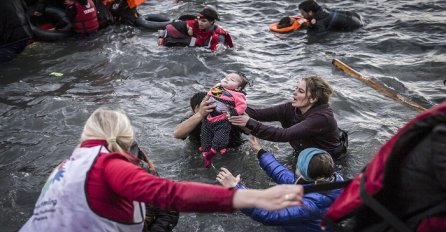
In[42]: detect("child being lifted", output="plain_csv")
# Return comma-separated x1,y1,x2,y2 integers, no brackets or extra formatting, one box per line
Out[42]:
201,72,249,168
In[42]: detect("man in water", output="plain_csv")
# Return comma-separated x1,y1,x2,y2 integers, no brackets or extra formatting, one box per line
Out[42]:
173,92,244,149
158,5,234,51
279,0,363,36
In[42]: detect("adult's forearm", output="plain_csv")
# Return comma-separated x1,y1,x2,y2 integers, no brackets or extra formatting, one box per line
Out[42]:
173,113,202,139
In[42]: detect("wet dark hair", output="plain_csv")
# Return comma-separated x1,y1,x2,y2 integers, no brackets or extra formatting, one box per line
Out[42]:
236,72,250,91
307,153,334,180
277,17,292,29
302,75,333,106
298,0,321,13
190,92,207,111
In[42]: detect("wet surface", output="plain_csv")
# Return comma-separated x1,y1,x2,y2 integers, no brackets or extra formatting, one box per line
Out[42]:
1,0,445,231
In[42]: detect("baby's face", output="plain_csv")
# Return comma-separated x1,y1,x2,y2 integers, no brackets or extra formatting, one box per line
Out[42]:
220,73,242,90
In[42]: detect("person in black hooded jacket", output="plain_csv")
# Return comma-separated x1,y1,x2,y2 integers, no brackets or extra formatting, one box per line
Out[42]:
298,0,363,36
0,0,33,63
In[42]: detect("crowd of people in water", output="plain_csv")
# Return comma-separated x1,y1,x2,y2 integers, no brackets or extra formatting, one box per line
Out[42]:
2,0,445,231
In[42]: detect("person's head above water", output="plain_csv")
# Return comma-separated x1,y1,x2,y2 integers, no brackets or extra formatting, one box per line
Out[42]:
197,5,219,30
80,108,134,160
295,148,334,182
298,0,321,20
220,72,249,91
292,75,333,113
190,92,207,112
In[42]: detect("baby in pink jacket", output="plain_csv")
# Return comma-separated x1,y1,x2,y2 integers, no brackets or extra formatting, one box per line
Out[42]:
201,73,249,168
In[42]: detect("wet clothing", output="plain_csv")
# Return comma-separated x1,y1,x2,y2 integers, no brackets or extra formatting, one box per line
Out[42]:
92,0,114,28
159,18,234,51
186,116,245,148
0,0,32,62
324,101,446,231
66,0,99,34
306,8,363,36
236,151,343,232
245,103,345,159
20,140,236,231
201,86,247,152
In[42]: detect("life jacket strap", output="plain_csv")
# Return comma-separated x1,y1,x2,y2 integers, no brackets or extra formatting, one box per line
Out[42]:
303,180,351,194
360,174,412,232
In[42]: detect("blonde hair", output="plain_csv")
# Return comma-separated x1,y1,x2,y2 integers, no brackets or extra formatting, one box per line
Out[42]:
80,108,134,161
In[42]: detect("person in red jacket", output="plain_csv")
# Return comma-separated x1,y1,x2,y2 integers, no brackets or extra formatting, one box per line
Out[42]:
158,5,234,51
65,0,99,34
19,107,304,232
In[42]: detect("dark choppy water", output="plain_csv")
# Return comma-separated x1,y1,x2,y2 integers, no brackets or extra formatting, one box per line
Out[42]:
1,0,445,231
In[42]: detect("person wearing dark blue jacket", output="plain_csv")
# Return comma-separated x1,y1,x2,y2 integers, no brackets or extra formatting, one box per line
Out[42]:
217,136,343,232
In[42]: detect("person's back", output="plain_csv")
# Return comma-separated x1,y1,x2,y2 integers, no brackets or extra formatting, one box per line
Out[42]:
323,101,446,231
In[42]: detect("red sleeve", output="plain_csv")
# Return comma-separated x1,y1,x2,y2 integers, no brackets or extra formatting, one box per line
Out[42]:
102,155,236,213
231,91,247,115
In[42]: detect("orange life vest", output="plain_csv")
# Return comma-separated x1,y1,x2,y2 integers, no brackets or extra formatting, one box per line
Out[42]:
269,16,307,33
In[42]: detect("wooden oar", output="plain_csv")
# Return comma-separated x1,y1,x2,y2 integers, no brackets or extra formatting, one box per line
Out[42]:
332,58,427,112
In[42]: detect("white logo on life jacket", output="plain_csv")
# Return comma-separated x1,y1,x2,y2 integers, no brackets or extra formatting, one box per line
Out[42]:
86,2,91,8
84,7,95,14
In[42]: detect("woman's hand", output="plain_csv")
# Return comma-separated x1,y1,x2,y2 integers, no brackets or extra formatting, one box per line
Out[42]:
232,185,303,210
196,95,216,118
248,136,262,153
228,114,250,127
216,167,240,188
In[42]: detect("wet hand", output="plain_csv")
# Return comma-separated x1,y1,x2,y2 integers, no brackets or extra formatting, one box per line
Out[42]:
228,114,250,127
248,136,262,153
197,96,216,118
256,185,303,210
216,167,240,188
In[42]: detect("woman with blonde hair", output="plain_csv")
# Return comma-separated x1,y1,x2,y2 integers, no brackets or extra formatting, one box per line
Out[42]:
229,75,347,159
20,108,304,232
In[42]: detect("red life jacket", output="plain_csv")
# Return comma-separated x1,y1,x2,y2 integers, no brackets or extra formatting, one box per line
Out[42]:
70,0,99,34
185,19,234,51
323,101,446,231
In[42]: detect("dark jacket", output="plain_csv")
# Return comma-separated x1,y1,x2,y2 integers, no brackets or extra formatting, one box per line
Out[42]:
307,8,363,36
246,103,342,158
354,119,446,231
324,101,446,232
0,0,32,47
236,151,343,232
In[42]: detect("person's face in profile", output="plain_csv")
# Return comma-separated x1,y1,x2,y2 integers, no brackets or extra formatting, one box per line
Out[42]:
292,80,313,109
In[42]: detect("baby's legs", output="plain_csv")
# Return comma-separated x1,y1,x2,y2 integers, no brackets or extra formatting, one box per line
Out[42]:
200,119,214,152
211,119,231,152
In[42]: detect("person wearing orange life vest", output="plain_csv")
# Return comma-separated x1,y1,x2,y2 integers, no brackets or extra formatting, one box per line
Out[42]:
158,5,234,51
65,0,99,34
